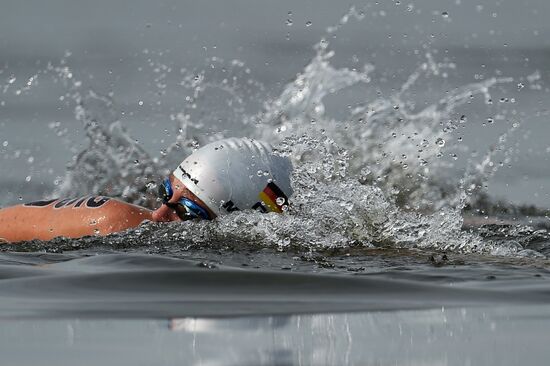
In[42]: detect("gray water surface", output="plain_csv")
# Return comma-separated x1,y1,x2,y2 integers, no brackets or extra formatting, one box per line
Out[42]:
0,250,548,318
3,1,550,364
0,250,550,365
2,305,550,366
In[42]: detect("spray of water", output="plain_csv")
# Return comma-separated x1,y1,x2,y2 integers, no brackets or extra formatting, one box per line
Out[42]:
3,7,542,257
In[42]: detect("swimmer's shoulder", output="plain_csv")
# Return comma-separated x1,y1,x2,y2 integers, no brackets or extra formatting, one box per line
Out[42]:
20,195,152,225
0,196,152,243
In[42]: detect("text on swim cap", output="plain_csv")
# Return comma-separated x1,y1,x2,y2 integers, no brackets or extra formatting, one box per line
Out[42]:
222,200,240,212
179,166,199,185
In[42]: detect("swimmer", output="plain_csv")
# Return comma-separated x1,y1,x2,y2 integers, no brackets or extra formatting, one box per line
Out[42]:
0,137,293,243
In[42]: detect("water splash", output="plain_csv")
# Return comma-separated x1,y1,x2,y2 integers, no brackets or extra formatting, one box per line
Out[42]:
56,90,159,206
16,10,543,258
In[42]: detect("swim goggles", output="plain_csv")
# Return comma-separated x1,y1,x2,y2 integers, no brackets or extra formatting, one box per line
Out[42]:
158,178,211,220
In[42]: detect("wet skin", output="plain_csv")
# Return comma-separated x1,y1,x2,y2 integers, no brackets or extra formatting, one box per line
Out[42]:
0,197,152,243
0,174,213,243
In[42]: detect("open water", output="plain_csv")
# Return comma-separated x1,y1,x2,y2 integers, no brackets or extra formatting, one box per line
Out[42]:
2,1,550,365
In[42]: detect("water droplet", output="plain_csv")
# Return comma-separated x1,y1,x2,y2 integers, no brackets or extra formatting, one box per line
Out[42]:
25,176,31,182
18,196,22,201
2,141,7,147
286,18,293,26
340,201,354,211
276,197,286,206
257,170,264,176
138,100,144,106
459,115,467,123
487,117,494,124
305,21,312,27
517,82,525,90
436,138,445,147
441,11,449,18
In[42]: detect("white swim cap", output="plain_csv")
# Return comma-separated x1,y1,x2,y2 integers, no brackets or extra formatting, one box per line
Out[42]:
173,137,293,217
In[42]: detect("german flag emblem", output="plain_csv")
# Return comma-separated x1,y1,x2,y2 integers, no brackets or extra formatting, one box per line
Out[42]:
258,182,288,213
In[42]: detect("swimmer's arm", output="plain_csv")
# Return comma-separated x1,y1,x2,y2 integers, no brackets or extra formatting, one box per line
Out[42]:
0,196,152,243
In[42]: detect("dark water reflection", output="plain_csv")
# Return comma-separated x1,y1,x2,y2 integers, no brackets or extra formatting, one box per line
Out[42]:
0,251,549,318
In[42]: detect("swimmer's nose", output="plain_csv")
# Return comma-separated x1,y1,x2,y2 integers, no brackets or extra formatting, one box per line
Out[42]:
152,204,182,222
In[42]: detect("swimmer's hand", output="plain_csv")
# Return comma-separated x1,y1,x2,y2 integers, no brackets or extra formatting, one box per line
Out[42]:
0,238,8,244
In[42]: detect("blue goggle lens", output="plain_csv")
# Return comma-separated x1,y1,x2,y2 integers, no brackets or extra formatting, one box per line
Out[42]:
158,178,210,220
175,197,211,220
158,178,173,203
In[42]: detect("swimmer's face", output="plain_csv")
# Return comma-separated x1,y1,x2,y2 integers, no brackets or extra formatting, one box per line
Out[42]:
151,175,215,222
